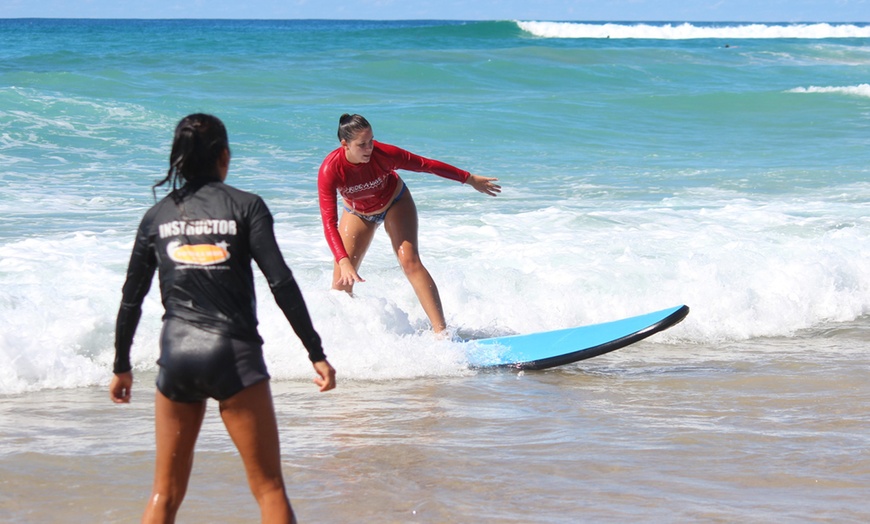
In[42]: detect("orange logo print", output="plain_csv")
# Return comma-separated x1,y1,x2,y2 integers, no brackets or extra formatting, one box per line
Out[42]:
167,241,231,266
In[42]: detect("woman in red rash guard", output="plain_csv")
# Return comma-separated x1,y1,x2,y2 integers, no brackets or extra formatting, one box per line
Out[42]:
318,114,501,334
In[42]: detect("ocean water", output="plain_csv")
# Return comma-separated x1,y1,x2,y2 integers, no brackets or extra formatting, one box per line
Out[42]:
1,19,869,522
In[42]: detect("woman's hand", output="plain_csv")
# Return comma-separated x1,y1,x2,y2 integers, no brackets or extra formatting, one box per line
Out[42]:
312,360,337,392
468,174,501,196
110,372,133,404
335,257,365,287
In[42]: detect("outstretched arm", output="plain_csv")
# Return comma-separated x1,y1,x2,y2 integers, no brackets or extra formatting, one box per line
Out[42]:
467,174,501,196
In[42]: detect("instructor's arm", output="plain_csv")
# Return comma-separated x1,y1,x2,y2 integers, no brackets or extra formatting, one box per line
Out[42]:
312,360,336,392
110,372,133,403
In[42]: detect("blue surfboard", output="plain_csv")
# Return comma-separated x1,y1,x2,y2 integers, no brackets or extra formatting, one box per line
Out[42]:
466,305,690,370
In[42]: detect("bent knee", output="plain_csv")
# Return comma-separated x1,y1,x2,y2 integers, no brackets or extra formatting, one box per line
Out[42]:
397,255,425,276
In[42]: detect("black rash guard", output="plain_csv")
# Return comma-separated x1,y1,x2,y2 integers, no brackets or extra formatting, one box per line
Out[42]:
113,180,325,375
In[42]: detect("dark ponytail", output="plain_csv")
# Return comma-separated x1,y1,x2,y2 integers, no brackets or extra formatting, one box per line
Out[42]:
337,113,371,142
153,113,230,198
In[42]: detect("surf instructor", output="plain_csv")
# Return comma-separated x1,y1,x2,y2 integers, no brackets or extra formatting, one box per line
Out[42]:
110,113,335,523
317,113,500,333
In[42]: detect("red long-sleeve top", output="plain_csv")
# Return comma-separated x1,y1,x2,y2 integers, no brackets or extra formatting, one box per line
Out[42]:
318,140,470,262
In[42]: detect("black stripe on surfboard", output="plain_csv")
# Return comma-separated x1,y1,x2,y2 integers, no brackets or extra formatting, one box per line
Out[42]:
494,304,691,371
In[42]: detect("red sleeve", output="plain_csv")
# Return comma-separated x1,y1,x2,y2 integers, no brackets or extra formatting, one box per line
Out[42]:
376,141,471,183
318,150,350,262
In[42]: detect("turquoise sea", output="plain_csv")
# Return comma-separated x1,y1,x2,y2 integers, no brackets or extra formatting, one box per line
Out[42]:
1,19,869,522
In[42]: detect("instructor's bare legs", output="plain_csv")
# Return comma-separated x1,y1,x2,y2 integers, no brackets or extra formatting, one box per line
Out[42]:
384,189,447,333
220,380,296,524
143,381,295,524
143,391,206,524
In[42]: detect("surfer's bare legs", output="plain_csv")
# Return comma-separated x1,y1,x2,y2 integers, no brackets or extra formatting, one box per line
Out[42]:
332,211,377,291
220,380,296,524
143,391,206,523
332,189,447,333
384,189,448,333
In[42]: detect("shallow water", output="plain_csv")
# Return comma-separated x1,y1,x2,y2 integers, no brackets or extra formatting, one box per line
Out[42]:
2,321,868,523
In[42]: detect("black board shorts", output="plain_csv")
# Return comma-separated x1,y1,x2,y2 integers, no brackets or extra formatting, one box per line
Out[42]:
156,318,270,403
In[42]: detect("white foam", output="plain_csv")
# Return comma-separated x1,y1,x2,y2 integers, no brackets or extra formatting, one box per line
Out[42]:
2,180,869,394
788,84,870,98
516,22,870,40
0,231,161,394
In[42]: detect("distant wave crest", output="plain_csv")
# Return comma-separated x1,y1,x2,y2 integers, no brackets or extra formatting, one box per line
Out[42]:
789,84,870,97
516,21,870,39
